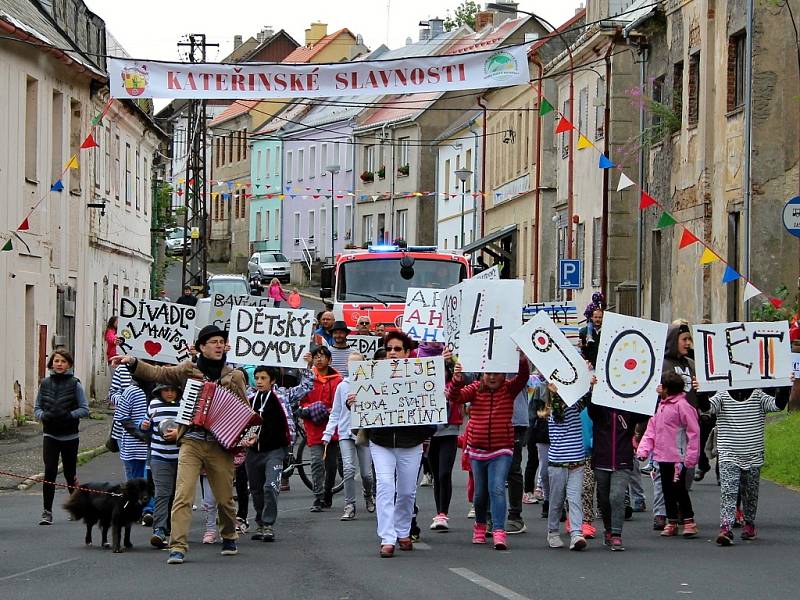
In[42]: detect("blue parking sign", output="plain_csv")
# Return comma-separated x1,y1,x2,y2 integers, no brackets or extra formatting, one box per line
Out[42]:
559,259,583,289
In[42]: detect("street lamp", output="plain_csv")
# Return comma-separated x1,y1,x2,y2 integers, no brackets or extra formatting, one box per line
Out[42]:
454,167,473,249
325,164,340,264
488,2,576,296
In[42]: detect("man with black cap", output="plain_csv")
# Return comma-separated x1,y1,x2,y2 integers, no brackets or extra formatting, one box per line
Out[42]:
176,285,198,306
111,324,246,565
329,321,352,377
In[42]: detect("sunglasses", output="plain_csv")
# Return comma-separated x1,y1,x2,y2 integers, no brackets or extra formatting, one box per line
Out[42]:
385,345,404,351
358,321,370,326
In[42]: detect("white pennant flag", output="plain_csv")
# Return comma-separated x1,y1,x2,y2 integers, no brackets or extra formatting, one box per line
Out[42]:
743,282,762,301
617,172,635,191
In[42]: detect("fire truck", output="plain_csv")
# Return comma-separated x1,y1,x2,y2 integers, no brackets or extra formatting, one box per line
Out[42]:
320,245,471,330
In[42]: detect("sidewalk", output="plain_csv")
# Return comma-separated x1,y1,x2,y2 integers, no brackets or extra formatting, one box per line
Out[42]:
0,402,113,490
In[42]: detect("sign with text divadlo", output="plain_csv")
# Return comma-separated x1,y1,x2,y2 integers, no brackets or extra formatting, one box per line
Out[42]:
402,288,444,343
108,43,533,99
593,312,668,416
350,357,446,428
117,297,196,364
229,306,315,368
511,311,590,406
195,293,274,333
443,279,523,372
692,321,792,392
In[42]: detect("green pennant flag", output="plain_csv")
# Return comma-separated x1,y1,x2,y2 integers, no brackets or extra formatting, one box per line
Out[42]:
539,98,554,116
656,211,677,228
1,238,12,252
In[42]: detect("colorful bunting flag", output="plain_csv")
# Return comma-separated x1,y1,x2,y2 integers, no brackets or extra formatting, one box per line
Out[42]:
678,228,699,249
700,248,719,265
639,191,657,209
598,154,613,169
577,135,593,150
616,172,635,191
539,98,554,116
722,266,741,284
80,133,99,149
555,117,574,134
656,212,677,229
67,155,79,169
17,218,30,231
770,298,784,309
1,238,11,252
51,180,64,192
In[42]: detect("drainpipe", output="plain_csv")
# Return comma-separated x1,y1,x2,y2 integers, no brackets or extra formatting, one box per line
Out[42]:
636,45,648,317
477,94,488,237
469,123,480,243
350,134,357,248
532,58,544,302
600,40,615,305
743,0,754,317
433,143,440,246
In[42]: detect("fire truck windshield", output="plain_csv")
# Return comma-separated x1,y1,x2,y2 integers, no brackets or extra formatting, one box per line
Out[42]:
337,258,466,303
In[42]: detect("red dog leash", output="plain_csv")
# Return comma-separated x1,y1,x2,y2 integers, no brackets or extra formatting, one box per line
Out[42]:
0,469,123,497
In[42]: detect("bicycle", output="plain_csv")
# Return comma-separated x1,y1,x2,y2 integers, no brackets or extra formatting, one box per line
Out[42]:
283,410,344,494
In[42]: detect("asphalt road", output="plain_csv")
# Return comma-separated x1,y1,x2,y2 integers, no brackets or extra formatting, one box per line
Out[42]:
1,449,798,600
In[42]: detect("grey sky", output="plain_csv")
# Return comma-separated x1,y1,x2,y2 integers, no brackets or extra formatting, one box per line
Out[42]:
84,0,586,63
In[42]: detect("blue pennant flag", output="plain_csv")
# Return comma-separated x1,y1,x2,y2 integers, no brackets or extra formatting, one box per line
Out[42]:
598,154,614,169
50,180,64,192
722,265,741,284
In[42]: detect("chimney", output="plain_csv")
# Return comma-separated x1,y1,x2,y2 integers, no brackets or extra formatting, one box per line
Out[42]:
494,1,518,23
233,35,242,49
475,11,494,31
428,17,444,38
305,22,328,46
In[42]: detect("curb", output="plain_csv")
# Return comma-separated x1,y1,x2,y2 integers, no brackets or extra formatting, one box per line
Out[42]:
16,445,109,491
299,291,323,303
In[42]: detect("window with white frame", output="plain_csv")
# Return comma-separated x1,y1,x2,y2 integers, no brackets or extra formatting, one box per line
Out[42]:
293,211,300,244
308,210,315,242
365,145,375,173
274,208,280,239
286,151,293,182
321,144,328,173
399,137,410,169
256,150,262,181
333,141,340,167
265,210,270,241
362,214,373,245
397,209,408,241
298,148,305,180
309,146,316,178
333,206,339,239
344,205,352,240
591,217,602,287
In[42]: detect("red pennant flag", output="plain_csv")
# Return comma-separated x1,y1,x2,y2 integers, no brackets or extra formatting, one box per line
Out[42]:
555,117,574,134
80,133,99,149
639,191,657,209
18,217,30,231
678,228,699,249
187,178,195,186
770,298,784,309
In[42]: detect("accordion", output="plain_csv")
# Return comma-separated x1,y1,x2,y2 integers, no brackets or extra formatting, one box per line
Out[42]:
176,379,262,450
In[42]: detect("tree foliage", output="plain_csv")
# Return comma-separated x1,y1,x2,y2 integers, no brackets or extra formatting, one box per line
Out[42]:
444,0,480,31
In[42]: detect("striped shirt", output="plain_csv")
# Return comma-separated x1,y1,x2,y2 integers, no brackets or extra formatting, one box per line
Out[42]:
115,385,149,461
147,398,180,462
108,366,133,441
329,345,351,378
708,389,779,468
548,401,587,466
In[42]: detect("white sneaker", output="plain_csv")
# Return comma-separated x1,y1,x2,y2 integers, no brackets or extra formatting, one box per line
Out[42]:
569,534,587,551
421,473,433,487
430,513,449,531
467,506,475,519
548,532,564,548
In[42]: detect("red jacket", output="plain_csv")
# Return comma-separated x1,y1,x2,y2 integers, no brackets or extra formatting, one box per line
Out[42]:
301,367,342,446
446,358,529,452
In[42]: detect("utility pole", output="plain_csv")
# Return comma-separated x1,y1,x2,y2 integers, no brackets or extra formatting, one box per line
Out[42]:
177,34,218,295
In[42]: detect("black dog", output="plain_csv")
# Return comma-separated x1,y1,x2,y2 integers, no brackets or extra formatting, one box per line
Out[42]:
63,478,152,553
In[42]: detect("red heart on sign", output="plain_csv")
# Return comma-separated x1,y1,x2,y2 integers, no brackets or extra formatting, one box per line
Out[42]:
144,340,162,357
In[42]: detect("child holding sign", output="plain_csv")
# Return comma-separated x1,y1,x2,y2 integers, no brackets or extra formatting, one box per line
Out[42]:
447,351,529,551
697,383,791,545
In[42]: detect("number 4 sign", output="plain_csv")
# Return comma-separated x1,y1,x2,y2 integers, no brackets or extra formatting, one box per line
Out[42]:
454,279,523,372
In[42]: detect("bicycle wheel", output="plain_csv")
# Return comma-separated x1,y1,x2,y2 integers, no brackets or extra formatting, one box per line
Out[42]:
296,439,345,494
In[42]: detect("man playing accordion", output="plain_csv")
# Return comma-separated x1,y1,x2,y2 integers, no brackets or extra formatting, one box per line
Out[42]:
112,324,247,565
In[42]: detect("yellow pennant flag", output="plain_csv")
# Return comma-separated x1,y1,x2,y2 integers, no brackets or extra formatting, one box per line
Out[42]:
700,247,719,265
67,155,79,169
278,194,285,200
577,135,593,150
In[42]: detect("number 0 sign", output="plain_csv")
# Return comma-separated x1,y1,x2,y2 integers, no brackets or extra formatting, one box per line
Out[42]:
454,279,523,372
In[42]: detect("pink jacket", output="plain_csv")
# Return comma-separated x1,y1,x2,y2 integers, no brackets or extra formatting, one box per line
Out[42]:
268,283,287,302
636,392,700,468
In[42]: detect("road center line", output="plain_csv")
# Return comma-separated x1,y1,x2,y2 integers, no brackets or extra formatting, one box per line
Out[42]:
0,558,80,582
449,567,531,600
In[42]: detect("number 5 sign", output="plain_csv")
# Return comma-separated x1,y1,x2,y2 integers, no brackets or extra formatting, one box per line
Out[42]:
454,279,523,372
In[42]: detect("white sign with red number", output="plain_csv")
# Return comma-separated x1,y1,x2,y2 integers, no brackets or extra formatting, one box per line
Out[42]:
117,297,196,364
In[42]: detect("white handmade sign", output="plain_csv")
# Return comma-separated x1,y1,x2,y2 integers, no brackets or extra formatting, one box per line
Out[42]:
452,279,523,372
442,282,464,356
196,293,274,332
472,265,499,280
511,311,591,406
402,288,444,343
522,301,580,347
117,297,196,364
347,335,380,358
692,321,792,392
593,312,668,415
350,357,446,428
229,306,315,368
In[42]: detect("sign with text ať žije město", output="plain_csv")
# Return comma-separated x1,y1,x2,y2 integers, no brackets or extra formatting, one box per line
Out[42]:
692,321,792,392
229,306,315,368
117,297,196,364
350,357,446,428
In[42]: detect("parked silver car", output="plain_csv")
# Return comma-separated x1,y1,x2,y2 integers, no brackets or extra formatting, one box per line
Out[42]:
164,228,188,256
248,251,290,284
